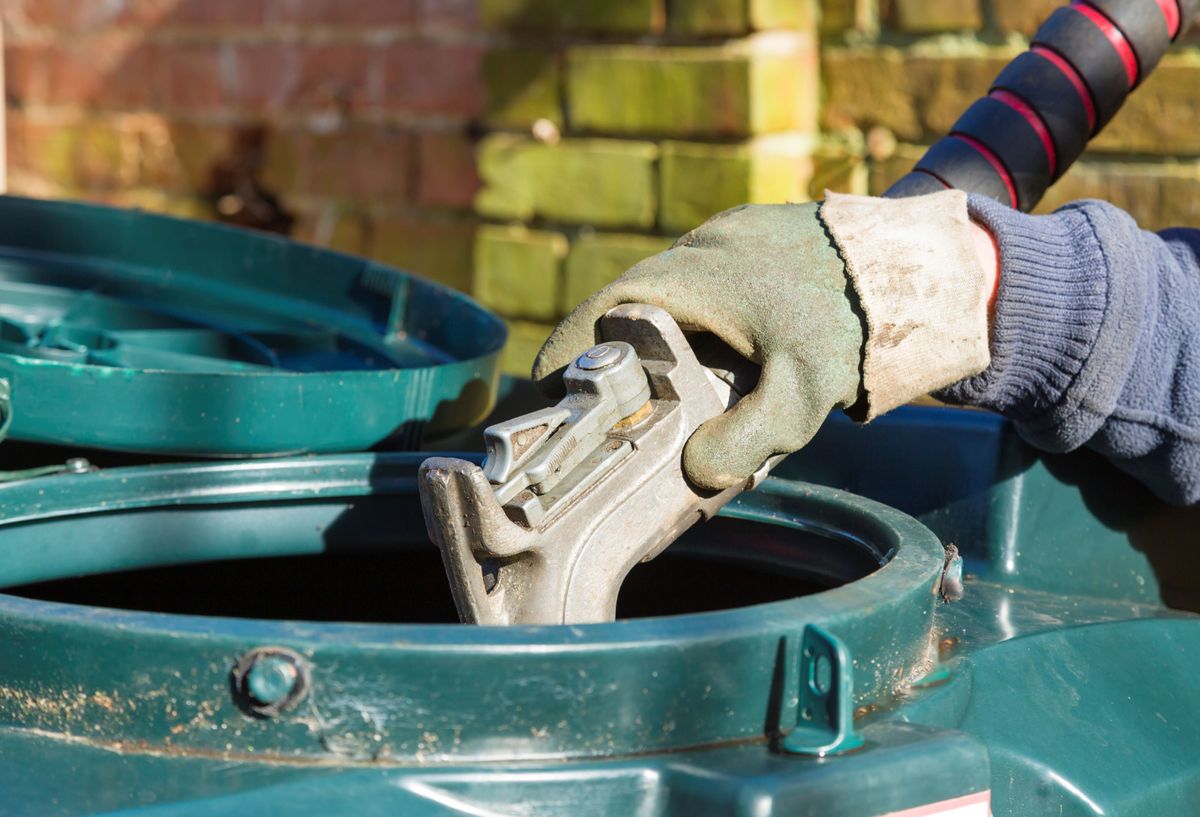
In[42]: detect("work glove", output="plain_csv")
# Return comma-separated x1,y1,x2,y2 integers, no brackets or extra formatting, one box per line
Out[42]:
533,190,992,491
534,201,861,490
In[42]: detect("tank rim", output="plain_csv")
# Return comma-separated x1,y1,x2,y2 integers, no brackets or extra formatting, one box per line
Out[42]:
0,453,946,763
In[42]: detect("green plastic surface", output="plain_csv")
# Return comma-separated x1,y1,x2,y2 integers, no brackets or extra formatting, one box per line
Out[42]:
0,407,1196,816
0,195,505,455
0,454,945,762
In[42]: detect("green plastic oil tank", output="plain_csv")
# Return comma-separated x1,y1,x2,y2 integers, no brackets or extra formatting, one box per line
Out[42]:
0,195,505,455
0,451,957,813
0,196,1197,817
0,409,1198,817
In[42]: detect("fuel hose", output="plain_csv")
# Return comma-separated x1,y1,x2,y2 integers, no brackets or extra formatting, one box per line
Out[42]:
885,0,1198,210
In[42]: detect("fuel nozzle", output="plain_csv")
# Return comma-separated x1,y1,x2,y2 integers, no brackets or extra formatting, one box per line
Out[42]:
419,304,776,625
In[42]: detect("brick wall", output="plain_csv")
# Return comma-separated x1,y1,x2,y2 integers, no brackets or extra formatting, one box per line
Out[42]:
3,0,484,292
5,0,1200,378
823,0,1200,228
471,0,822,374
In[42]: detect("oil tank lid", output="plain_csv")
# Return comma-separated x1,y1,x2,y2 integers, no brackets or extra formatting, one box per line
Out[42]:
0,195,505,456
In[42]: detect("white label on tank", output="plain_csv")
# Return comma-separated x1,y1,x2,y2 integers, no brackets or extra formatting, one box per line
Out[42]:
875,790,991,817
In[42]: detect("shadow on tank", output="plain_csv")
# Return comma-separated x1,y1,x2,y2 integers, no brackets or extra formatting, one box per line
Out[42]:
779,402,1200,612
6,514,862,622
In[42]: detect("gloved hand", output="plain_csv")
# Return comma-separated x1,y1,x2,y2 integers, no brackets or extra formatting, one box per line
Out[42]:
533,190,993,492
534,202,863,491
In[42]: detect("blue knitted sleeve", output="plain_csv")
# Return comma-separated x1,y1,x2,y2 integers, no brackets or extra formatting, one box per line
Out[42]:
938,194,1200,505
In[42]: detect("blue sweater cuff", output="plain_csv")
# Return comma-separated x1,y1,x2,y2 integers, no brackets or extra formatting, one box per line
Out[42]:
937,195,1120,450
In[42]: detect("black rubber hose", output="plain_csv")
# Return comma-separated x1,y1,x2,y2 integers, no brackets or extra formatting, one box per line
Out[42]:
885,0,1195,211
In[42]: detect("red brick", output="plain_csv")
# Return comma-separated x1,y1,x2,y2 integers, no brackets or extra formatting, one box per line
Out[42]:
229,43,384,113
418,0,482,31
384,42,485,118
415,130,480,208
4,113,61,182
264,124,413,201
227,43,295,111
4,112,29,173
112,0,182,27
267,0,416,25
5,43,50,105
52,37,132,105
7,0,127,29
162,0,268,25
9,0,268,28
155,42,227,113
370,213,478,291
10,35,156,109
291,44,383,111
97,40,158,109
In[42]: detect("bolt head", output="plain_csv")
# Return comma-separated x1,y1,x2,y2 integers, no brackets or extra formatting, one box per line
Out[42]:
246,656,299,705
576,344,621,370
64,458,92,474
232,647,309,717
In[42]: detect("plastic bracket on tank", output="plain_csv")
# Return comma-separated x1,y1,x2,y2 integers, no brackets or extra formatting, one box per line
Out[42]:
0,378,11,442
781,625,865,757
419,303,775,626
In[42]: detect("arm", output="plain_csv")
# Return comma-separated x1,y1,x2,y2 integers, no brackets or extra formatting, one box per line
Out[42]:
941,195,1200,505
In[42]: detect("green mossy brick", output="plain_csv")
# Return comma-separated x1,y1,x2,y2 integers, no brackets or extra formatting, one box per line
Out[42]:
1036,160,1200,232
867,142,925,196
293,207,370,256
659,138,812,233
562,233,675,312
371,214,478,293
750,47,818,133
810,132,868,198
905,50,1017,137
821,48,917,140
501,320,556,378
892,0,982,32
669,0,815,32
1090,54,1200,156
661,142,755,232
750,0,816,29
72,123,125,188
809,152,868,198
103,189,211,221
482,0,663,33
991,0,1059,35
483,48,563,128
819,0,860,33
475,134,538,222
566,42,816,137
473,224,567,321
158,123,231,192
669,0,749,34
822,47,1018,142
536,140,658,227
30,127,81,187
18,119,130,190
476,135,659,228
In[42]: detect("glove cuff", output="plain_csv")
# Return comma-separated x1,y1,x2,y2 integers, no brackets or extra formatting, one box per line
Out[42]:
935,194,1117,449
820,189,991,420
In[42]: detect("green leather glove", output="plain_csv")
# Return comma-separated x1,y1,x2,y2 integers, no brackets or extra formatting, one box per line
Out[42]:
533,202,866,491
